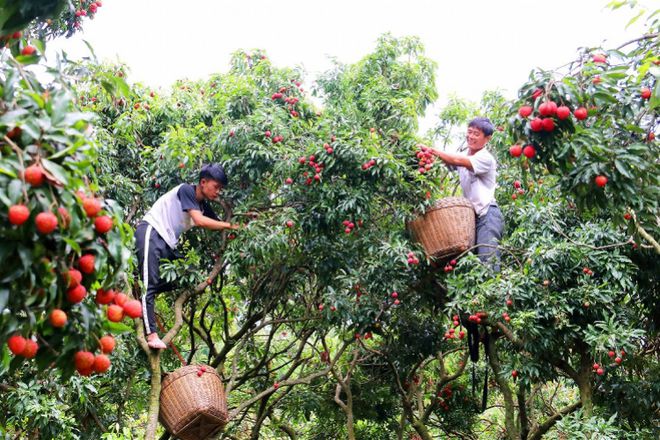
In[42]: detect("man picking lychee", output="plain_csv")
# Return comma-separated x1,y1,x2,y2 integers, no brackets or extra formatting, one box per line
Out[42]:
419,117,503,271
135,163,239,349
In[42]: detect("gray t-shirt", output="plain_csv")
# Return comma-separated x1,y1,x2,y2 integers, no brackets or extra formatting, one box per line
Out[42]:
143,183,219,249
457,148,497,217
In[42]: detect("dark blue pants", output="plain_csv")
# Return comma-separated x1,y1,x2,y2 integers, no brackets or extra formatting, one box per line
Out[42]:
475,204,504,272
134,221,179,334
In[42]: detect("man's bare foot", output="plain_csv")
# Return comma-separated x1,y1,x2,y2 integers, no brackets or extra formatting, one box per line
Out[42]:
147,333,167,350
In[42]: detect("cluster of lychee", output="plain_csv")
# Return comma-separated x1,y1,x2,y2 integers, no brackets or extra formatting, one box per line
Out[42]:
8,165,113,235
592,352,626,377
72,334,115,376
6,335,39,359
295,153,325,185
342,219,363,235
72,0,103,29
467,311,488,324
510,180,525,201
444,315,465,340
361,158,377,171
443,258,457,273
284,136,336,187
271,79,304,118
415,145,436,174
96,288,143,322
264,130,284,144
406,251,420,265
0,32,36,54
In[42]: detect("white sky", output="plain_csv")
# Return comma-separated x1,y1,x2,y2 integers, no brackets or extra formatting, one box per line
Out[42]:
47,0,647,130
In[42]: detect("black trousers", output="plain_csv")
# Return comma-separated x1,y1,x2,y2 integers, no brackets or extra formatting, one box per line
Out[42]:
134,221,179,334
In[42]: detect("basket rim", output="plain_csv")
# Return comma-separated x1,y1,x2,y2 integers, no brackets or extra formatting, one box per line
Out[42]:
413,196,475,218
161,364,221,393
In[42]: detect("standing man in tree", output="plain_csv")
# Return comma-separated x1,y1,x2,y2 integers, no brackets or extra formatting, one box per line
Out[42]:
419,117,503,271
135,163,239,349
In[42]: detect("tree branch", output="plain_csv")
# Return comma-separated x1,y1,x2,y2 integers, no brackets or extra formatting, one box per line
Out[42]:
528,400,581,440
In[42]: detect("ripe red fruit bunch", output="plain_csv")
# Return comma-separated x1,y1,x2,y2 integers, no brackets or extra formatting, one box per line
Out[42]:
342,219,356,234
6,335,39,358
607,349,625,365
361,158,377,171
416,146,435,174
323,142,333,155
443,258,457,273
509,144,537,160
74,349,112,376
406,251,419,265
592,362,605,376
468,311,487,324
105,292,143,322
299,154,324,184
285,96,299,106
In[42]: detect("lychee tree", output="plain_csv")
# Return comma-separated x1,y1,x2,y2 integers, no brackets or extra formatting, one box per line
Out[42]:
0,0,103,39
0,7,658,440
0,48,133,379
506,4,659,253
55,34,467,439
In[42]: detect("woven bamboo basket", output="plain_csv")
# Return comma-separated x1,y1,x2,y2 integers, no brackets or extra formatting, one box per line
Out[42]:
159,364,228,440
408,197,476,259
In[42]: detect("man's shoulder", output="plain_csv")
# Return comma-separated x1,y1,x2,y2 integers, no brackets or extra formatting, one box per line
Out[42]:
176,183,195,193
475,148,497,165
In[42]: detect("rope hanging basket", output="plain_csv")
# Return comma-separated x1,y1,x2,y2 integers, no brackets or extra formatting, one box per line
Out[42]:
408,197,476,259
159,364,228,440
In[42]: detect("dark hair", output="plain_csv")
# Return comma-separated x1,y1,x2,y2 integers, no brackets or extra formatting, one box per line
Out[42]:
199,163,228,186
468,117,494,137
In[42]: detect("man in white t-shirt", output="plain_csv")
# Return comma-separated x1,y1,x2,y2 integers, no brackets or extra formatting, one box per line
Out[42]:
135,163,239,349
420,117,503,270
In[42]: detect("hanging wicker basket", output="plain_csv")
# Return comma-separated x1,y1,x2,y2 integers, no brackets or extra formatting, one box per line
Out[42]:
159,364,228,440
408,197,476,259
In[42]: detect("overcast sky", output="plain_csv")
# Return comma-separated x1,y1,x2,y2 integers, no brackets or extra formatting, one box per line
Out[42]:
47,0,646,129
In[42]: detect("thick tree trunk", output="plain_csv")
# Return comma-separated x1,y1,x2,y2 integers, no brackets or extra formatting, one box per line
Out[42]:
517,387,529,440
334,382,356,440
576,350,594,417
576,375,593,418
487,337,520,440
410,418,433,440
144,351,162,440
346,407,356,440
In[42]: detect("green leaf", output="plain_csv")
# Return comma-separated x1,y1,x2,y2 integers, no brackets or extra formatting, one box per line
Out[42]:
625,9,645,29
41,158,69,185
614,159,632,179
14,55,40,66
102,320,134,334
62,237,81,254
7,179,23,203
0,109,28,126
0,288,8,311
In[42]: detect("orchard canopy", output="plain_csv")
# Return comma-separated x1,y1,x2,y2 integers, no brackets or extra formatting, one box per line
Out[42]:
0,1,658,439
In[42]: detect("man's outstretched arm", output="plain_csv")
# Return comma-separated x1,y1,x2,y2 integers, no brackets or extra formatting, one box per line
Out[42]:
418,143,473,171
189,209,239,230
